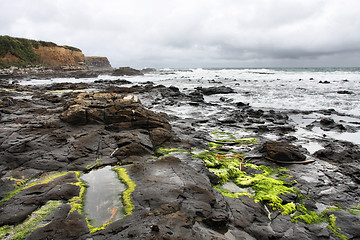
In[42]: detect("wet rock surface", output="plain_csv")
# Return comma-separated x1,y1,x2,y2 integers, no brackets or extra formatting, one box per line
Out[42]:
0,75,360,239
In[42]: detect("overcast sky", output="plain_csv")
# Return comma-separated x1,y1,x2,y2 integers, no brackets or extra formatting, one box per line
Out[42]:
1,0,360,68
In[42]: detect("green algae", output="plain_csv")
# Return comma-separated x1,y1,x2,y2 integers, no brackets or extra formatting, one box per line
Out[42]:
154,147,190,157
348,203,360,215
67,171,105,234
67,167,136,234
114,167,136,216
85,158,105,170
198,149,353,239
68,181,87,214
291,204,351,239
0,172,72,204
0,200,62,240
328,214,349,240
213,185,253,199
194,150,297,215
211,131,236,141
210,131,258,145
208,142,224,151
193,129,360,239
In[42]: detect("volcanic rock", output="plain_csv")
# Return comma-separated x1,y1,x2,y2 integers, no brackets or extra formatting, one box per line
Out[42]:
112,67,143,76
196,86,235,95
60,92,171,131
261,141,306,163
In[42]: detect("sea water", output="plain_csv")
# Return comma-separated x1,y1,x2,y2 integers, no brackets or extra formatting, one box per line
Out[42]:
20,67,360,116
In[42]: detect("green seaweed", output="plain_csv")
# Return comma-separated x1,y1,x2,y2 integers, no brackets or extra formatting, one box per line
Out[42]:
328,214,349,240
194,129,358,239
154,147,189,157
193,149,296,215
114,167,136,216
210,131,257,145
0,172,71,204
68,179,87,214
208,142,224,151
211,131,236,141
213,185,253,199
85,158,105,170
348,203,360,215
235,138,258,145
0,200,62,240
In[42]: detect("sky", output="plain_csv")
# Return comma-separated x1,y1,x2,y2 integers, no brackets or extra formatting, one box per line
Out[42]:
1,0,360,68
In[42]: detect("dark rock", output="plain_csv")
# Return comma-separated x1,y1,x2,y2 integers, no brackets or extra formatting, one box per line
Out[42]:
94,79,131,85
261,141,307,162
337,90,354,94
26,210,90,240
74,71,99,79
150,128,173,147
320,117,336,126
60,92,172,131
85,56,112,70
44,82,89,91
196,86,235,95
325,210,360,239
112,67,143,76
91,156,229,239
0,172,80,226
140,68,157,73
340,163,360,183
314,147,360,164
236,101,250,108
159,85,183,98
187,91,204,103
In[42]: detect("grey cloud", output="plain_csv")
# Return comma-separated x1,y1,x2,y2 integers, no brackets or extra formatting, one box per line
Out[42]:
1,0,360,68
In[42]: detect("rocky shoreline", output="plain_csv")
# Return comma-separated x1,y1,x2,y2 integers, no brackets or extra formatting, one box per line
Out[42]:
0,71,360,239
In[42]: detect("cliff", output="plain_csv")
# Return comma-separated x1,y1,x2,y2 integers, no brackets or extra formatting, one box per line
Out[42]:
35,46,85,70
85,56,112,70
0,36,86,70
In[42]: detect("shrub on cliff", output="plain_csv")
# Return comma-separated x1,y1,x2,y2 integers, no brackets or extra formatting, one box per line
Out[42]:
0,35,82,68
0,36,40,67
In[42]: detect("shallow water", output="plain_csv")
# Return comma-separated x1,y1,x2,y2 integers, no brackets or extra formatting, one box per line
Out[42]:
81,166,126,227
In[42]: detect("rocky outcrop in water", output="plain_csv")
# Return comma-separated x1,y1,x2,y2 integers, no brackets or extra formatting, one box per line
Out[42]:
85,56,112,70
112,67,143,76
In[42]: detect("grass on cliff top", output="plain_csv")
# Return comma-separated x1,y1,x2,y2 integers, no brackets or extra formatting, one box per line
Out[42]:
0,35,81,67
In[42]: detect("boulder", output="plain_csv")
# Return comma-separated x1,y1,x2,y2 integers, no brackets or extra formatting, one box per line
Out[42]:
60,92,171,131
196,86,235,95
261,141,306,163
112,67,143,76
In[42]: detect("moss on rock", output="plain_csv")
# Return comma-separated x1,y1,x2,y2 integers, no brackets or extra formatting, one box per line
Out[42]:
114,167,136,216
0,200,62,240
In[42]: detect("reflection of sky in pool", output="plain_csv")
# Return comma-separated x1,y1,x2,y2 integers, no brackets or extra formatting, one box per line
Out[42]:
81,166,126,227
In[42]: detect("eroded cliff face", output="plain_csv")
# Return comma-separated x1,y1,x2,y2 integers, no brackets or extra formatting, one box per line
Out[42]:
85,56,112,70
34,46,86,70
0,36,90,70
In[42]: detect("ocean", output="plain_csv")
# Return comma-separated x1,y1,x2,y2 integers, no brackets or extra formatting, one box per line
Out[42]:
20,67,360,116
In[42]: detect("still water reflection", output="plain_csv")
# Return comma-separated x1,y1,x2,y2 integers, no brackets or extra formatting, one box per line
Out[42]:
81,166,126,227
